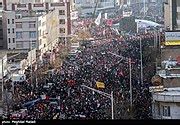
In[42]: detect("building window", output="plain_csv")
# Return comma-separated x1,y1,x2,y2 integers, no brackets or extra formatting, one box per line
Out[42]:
38,20,41,26
39,39,42,45
8,19,10,24
29,31,36,38
16,22,22,28
59,19,65,24
15,14,21,19
162,106,170,117
59,10,65,15
42,21,45,26
13,38,15,43
35,0,41,2
8,29,10,34
8,38,11,43
12,19,14,24
29,23,36,28
16,32,23,39
59,28,65,33
32,41,36,49
16,41,23,48
12,28,15,33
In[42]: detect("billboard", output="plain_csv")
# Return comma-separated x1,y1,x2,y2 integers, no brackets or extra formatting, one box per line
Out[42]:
165,32,180,46
0,55,8,80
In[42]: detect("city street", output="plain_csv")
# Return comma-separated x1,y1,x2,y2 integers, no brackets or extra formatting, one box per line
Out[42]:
1,0,175,121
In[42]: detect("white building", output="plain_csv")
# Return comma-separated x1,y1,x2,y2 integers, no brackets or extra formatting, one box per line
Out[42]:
2,1,71,50
2,11,38,50
150,87,180,119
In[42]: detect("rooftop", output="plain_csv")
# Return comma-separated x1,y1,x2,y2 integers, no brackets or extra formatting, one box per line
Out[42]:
151,87,180,102
158,87,180,96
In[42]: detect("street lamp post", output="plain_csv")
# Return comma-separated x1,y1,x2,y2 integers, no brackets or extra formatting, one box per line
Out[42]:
81,85,114,119
110,91,114,120
139,37,143,85
129,58,132,109
107,52,134,113
30,40,33,88
143,0,146,18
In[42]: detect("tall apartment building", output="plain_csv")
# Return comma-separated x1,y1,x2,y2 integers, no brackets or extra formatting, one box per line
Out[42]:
2,1,71,50
2,11,38,50
164,0,180,30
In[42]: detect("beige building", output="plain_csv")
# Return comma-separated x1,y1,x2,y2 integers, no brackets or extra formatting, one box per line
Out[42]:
38,4,71,53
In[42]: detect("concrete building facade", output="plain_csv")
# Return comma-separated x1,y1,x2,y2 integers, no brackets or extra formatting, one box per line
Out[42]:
38,5,71,53
2,11,38,50
150,87,180,119
2,1,71,50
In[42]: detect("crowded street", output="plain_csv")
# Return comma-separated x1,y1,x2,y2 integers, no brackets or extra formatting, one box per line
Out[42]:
0,0,167,121
8,22,164,119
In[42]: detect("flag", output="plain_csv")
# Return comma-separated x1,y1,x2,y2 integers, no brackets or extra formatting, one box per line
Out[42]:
106,19,113,26
67,80,75,86
115,28,120,35
118,70,124,76
105,13,108,19
95,12,102,26
96,81,105,89
176,56,180,65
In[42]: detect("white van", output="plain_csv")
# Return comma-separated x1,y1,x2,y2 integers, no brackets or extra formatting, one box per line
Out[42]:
11,74,26,82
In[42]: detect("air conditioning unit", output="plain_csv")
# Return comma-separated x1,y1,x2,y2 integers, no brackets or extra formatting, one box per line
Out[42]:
15,14,22,19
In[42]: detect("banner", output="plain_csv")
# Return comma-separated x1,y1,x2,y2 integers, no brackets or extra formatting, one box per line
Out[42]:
165,32,180,46
96,81,105,89
105,13,108,19
0,55,8,80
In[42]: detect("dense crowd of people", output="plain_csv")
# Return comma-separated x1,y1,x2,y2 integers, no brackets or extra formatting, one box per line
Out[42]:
5,12,165,120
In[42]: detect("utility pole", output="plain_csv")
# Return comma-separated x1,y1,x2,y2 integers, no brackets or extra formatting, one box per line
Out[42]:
140,37,143,85
111,91,114,120
93,0,99,19
30,40,33,89
129,58,132,110
143,0,146,18
114,0,116,7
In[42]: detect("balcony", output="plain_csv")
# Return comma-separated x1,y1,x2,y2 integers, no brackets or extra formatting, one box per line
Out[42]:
152,87,180,103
